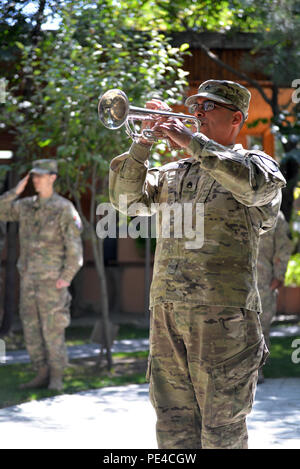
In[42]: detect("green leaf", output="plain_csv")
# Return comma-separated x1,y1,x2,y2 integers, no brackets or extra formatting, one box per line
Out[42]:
15,42,25,50
38,139,52,148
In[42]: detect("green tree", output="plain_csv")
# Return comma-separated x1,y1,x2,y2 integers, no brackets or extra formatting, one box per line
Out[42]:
127,0,300,221
0,0,62,66
1,0,188,368
121,0,300,151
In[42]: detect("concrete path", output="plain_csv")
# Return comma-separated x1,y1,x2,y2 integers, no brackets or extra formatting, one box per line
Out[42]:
3,323,300,366
3,338,150,365
0,379,299,449
0,324,299,449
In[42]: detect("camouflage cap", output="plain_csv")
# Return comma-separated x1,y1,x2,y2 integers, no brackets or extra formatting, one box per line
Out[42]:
30,159,58,175
185,80,251,119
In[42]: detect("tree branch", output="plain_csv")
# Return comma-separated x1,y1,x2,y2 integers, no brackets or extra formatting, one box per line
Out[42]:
31,0,46,45
66,171,89,231
198,41,274,110
89,161,97,228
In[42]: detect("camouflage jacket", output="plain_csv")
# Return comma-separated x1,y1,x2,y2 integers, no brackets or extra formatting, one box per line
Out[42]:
0,189,83,282
257,211,292,292
109,134,286,311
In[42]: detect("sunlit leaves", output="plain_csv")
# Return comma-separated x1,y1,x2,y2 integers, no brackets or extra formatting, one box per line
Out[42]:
2,0,189,202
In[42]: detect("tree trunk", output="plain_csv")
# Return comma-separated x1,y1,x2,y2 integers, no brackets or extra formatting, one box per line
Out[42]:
90,230,112,370
0,169,18,337
66,166,112,369
0,221,18,337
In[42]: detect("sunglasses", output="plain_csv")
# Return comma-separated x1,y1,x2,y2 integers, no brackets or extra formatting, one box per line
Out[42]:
188,100,238,114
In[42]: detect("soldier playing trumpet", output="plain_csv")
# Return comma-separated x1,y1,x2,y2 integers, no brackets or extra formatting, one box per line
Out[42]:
108,80,286,449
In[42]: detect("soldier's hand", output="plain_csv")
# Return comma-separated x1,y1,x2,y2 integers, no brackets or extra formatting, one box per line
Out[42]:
153,117,193,149
15,174,30,196
138,98,172,146
56,278,70,289
270,278,283,290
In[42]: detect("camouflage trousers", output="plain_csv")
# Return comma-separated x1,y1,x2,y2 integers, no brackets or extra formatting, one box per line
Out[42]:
147,302,268,449
19,275,71,371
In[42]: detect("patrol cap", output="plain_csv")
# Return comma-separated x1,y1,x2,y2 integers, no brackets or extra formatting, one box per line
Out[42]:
30,159,58,175
185,80,251,120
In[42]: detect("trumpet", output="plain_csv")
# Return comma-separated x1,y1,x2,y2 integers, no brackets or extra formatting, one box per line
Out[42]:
98,89,201,142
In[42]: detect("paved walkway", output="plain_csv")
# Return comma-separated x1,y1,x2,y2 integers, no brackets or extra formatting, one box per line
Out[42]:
0,379,299,449
4,324,300,366
3,338,150,365
0,325,299,449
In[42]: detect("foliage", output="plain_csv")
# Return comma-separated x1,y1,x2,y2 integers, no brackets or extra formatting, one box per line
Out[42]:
119,0,267,33
1,0,189,183
135,235,156,256
272,109,300,155
241,0,300,89
0,0,189,367
0,0,62,67
241,1,300,165
285,253,300,286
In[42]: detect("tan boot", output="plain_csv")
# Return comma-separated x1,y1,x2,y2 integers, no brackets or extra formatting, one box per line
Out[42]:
19,366,49,390
48,368,64,391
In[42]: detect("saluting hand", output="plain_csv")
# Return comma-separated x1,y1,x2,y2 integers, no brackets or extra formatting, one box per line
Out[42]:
270,278,283,291
15,174,30,196
56,278,70,289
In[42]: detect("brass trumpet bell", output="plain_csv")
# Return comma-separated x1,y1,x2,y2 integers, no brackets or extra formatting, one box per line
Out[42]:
98,89,129,130
98,88,200,141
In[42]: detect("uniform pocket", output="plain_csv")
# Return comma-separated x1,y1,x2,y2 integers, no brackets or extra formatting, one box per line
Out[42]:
204,337,269,428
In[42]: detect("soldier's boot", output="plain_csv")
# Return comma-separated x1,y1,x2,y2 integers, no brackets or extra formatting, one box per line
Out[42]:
48,368,64,391
19,366,49,390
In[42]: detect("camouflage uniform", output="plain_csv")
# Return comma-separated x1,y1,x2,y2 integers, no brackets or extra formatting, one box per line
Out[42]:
257,211,292,349
0,160,83,378
109,80,286,449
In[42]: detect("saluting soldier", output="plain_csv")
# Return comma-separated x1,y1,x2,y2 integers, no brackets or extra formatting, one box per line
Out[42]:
0,159,83,390
109,80,286,449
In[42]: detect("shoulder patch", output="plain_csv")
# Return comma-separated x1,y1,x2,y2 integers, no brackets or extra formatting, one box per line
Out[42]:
161,158,192,172
69,204,82,231
247,150,280,174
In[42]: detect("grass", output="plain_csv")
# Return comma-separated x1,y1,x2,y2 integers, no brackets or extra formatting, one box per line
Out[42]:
5,323,149,350
1,322,299,409
263,336,300,378
0,350,149,409
0,323,149,409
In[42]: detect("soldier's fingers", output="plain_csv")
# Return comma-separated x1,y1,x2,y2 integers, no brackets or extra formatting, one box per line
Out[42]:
16,174,30,194
145,99,171,112
21,174,30,184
